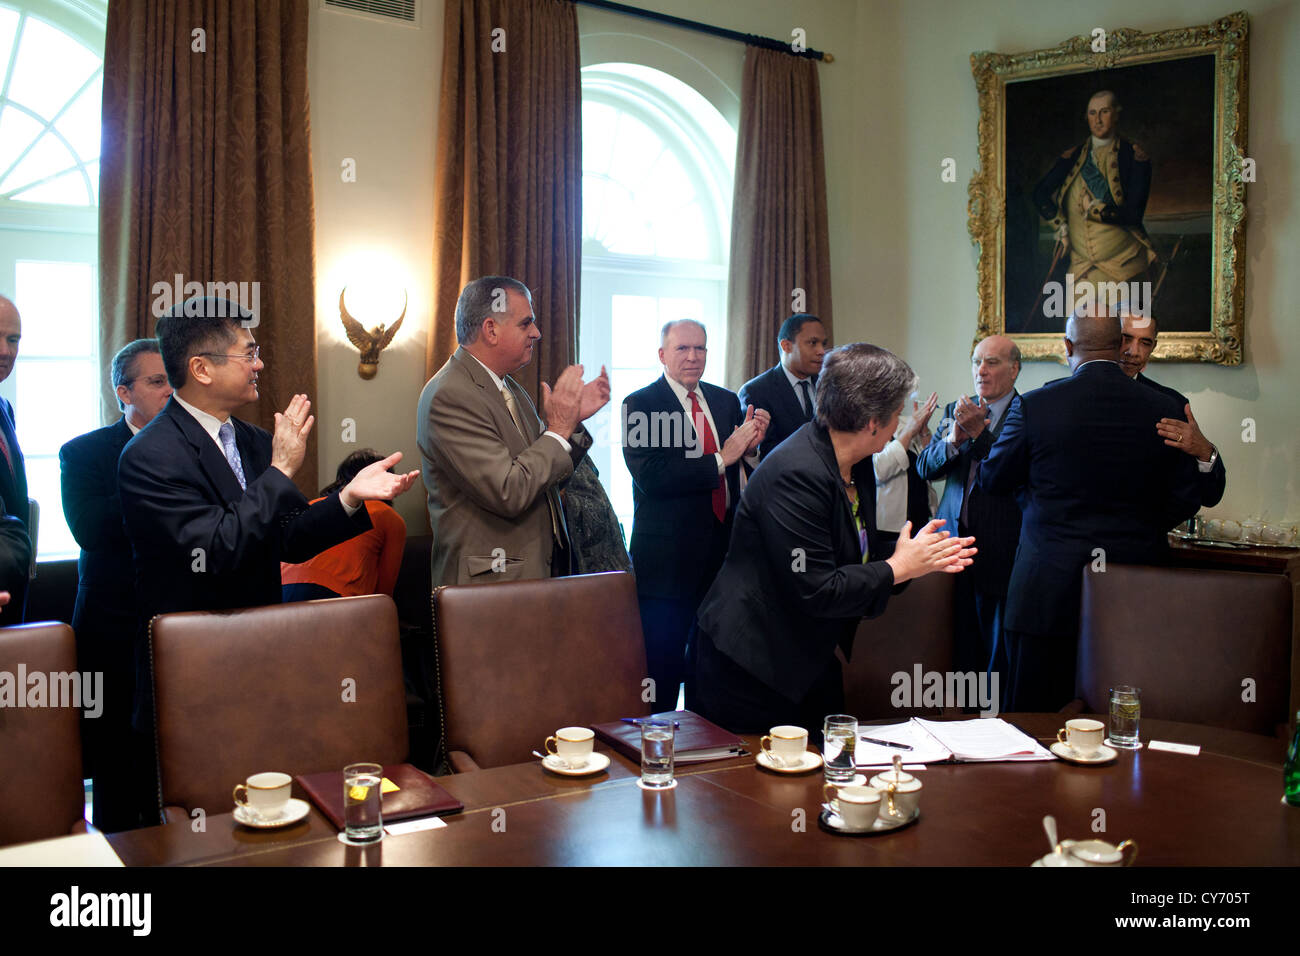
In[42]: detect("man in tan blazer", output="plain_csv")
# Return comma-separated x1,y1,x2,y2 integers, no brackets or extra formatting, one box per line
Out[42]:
417,276,610,586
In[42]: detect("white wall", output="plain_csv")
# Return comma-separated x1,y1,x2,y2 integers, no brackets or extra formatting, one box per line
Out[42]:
308,2,443,530
855,0,1299,523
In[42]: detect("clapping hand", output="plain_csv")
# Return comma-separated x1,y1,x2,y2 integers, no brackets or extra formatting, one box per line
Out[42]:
885,518,977,585
340,452,420,509
271,394,314,479
953,394,990,442
746,406,771,453
901,391,939,447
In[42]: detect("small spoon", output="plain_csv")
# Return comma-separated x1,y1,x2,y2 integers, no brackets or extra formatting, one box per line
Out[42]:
1043,815,1061,855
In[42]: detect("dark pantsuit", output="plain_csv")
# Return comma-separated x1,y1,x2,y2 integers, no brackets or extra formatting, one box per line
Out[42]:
689,625,844,740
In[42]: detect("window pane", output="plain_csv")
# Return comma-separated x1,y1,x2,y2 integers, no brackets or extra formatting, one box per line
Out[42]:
0,130,78,195
0,7,19,80
15,260,94,357
6,16,99,121
53,72,102,162
24,454,78,560
9,167,89,205
14,359,99,456
0,105,46,179
610,294,658,367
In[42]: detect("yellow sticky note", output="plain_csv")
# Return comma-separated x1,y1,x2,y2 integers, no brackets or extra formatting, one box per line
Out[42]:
381,777,400,794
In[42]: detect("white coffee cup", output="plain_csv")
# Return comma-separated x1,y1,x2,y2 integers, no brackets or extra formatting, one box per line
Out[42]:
1056,718,1105,757
544,727,594,768
233,771,292,819
823,783,881,829
761,725,809,767
1064,838,1138,867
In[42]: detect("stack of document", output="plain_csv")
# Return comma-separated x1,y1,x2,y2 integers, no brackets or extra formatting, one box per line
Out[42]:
855,717,1054,767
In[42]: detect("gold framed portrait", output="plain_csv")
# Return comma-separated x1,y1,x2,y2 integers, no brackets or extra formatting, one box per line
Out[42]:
968,12,1249,363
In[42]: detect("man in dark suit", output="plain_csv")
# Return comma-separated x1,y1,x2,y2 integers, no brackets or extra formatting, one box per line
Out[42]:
0,295,30,619
622,319,765,707
916,335,1023,685
1119,311,1226,507
59,339,172,830
979,310,1201,712
738,313,828,460
118,298,418,726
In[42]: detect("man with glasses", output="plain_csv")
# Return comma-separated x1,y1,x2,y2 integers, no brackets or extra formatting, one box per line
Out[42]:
623,319,766,708
118,298,418,751
915,335,1024,695
59,339,171,830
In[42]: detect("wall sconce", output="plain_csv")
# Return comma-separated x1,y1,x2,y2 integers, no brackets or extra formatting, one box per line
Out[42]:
340,286,407,379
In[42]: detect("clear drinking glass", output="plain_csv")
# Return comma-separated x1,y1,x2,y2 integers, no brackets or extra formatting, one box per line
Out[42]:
342,762,384,844
640,717,675,788
1108,686,1141,749
823,714,858,785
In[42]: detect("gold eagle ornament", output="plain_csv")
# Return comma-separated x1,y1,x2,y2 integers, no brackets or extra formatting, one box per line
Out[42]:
340,287,406,379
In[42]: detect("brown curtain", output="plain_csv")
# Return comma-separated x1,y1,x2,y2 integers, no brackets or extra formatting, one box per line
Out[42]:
99,0,318,492
726,47,833,389
429,0,581,403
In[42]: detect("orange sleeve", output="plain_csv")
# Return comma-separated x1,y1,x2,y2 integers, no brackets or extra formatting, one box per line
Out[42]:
371,501,408,596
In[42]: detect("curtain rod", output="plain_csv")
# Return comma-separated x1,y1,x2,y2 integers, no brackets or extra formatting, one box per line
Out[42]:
570,0,833,61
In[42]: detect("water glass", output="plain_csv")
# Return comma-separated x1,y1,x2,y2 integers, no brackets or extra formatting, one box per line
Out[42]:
1109,686,1141,749
640,718,675,788
342,762,384,844
823,714,858,785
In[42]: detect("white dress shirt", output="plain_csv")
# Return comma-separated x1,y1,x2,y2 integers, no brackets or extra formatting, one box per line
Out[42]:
467,352,571,452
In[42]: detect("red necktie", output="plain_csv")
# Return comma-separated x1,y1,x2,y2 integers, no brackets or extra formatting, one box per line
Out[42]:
689,390,726,524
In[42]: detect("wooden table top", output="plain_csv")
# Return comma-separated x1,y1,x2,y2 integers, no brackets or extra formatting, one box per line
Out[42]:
105,714,1299,867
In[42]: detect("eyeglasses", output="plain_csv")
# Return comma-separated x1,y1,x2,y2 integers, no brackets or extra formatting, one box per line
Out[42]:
199,346,260,363
130,374,170,389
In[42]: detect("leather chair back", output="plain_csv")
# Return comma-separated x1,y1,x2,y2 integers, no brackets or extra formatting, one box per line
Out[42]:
0,622,84,845
842,573,958,719
433,572,648,770
151,595,408,817
1078,565,1291,735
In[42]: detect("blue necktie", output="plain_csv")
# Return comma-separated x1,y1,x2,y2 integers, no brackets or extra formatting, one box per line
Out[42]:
218,421,247,490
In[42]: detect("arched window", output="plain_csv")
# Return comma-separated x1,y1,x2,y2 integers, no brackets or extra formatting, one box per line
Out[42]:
0,0,106,562
579,62,735,541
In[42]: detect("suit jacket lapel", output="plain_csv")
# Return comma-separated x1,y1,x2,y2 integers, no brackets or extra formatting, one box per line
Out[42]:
454,349,531,454
165,399,245,504
987,390,1018,441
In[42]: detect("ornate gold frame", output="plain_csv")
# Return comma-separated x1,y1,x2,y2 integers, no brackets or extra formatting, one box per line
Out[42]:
967,12,1249,363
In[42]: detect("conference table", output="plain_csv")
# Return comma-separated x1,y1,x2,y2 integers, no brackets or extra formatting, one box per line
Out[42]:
106,714,1298,867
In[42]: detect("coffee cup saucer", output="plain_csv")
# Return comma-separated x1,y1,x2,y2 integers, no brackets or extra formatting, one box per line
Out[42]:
756,750,824,774
817,805,919,837
540,752,610,776
1049,741,1117,765
233,797,311,828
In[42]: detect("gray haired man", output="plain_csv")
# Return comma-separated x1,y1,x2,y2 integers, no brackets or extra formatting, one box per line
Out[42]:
416,276,610,587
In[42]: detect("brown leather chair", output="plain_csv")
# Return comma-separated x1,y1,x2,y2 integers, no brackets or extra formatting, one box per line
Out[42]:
842,573,959,720
1078,564,1292,736
433,571,648,771
150,595,409,821
0,622,88,846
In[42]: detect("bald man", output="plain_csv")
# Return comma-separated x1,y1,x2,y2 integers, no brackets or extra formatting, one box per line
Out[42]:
1119,312,1226,507
979,311,1200,711
916,335,1024,685
0,295,30,619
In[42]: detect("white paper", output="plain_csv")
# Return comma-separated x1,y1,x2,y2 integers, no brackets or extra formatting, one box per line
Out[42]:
914,717,1054,761
1147,740,1200,755
855,721,952,766
384,816,449,836
0,831,123,866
